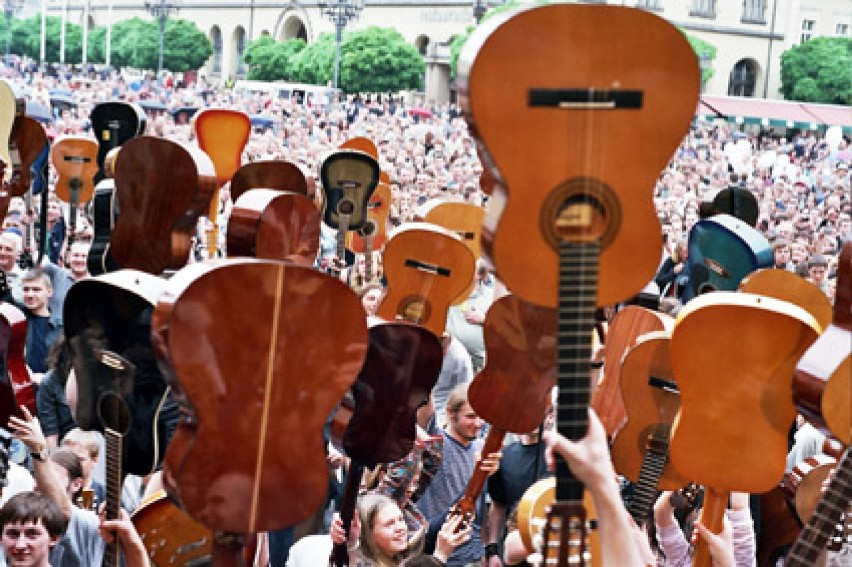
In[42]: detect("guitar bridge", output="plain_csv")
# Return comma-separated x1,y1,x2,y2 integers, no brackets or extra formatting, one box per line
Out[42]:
528,88,643,110
404,259,450,277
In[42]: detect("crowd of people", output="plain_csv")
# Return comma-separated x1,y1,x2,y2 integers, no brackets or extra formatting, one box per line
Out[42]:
0,57,846,567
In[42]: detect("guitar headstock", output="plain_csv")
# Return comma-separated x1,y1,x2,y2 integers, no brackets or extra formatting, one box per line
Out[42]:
529,502,591,567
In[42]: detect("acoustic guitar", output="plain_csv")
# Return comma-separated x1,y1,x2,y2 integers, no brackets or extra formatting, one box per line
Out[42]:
346,182,391,284
94,349,135,567
682,213,773,302
7,115,47,199
227,188,320,266
87,148,122,276
786,241,852,566
229,160,315,202
63,269,176,477
609,331,691,526
320,149,380,274
458,5,699,564
668,292,820,567
0,80,17,185
152,259,368,536
332,319,443,566
110,136,217,274
0,303,33,416
132,490,213,567
193,109,251,258
377,222,475,337
89,101,147,183
50,136,99,255
590,306,671,438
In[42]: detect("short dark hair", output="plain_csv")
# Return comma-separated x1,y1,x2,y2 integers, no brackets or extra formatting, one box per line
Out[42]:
49,447,83,481
0,492,68,537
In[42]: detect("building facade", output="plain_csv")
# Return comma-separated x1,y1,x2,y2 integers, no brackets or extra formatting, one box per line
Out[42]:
23,0,852,103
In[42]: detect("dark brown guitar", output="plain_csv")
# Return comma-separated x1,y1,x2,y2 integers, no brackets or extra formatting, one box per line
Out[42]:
229,160,315,202
110,136,217,274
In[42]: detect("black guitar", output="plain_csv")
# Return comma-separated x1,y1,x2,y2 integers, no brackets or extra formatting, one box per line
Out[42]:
87,149,122,276
90,102,147,184
95,349,134,567
63,270,177,476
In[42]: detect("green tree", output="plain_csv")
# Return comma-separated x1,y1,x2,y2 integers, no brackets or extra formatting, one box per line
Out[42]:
685,34,717,86
780,37,852,104
99,17,210,72
338,27,423,93
244,35,305,81
7,16,84,63
163,19,212,72
290,32,336,86
290,27,424,93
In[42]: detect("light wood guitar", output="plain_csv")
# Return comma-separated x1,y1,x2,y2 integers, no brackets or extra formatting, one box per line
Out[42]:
0,80,17,184
458,5,699,565
377,222,475,337
193,109,251,259
50,136,99,255
610,330,691,526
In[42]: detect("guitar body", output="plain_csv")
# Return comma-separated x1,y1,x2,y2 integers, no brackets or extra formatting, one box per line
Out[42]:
344,319,443,468
682,214,773,302
347,182,391,254
7,115,47,197
0,81,17,184
377,222,476,337
699,186,759,227
110,136,217,274
516,477,600,567
669,292,820,493
226,189,320,266
611,331,690,491
420,200,485,260
590,306,671,437
153,259,368,533
87,179,122,276
90,101,147,183
230,160,315,201
194,109,251,186
63,270,175,476
458,4,698,308
50,136,99,205
783,454,837,524
0,303,34,414
757,485,800,567
794,241,851,445
132,490,213,567
740,268,833,330
320,149,380,231
467,295,556,433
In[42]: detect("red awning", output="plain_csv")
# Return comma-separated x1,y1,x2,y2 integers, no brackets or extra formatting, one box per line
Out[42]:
700,95,819,125
801,102,852,128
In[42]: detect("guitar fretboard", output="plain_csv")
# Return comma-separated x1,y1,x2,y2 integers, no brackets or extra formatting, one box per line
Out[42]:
104,428,123,567
555,240,598,503
787,447,852,566
628,428,670,525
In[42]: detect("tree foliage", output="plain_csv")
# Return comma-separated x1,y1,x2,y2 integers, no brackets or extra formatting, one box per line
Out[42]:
244,35,305,81
6,16,84,64
685,34,717,86
289,27,424,93
780,37,852,105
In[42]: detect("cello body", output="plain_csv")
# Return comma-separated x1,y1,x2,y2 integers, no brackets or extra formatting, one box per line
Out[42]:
152,259,368,533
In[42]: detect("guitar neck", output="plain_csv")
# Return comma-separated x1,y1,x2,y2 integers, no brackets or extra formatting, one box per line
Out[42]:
787,447,852,566
452,426,506,526
555,240,598,503
334,214,351,276
104,427,123,567
627,427,671,526
332,461,364,567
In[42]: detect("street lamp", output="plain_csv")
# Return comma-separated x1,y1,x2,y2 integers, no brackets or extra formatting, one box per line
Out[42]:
3,0,22,63
318,0,364,90
472,0,487,23
144,0,179,82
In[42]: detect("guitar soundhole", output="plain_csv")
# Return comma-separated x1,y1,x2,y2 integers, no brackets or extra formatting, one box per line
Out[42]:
399,295,431,325
361,220,376,238
541,177,621,248
337,199,355,216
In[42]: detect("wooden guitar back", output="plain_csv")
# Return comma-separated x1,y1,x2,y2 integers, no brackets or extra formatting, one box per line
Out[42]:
458,4,698,308
227,189,320,266
377,222,476,337
591,306,671,437
467,295,556,433
0,81,17,183
111,136,216,274
669,292,820,492
132,490,212,567
153,260,368,533
230,160,314,202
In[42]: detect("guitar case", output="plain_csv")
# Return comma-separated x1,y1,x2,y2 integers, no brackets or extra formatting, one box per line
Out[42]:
682,214,772,303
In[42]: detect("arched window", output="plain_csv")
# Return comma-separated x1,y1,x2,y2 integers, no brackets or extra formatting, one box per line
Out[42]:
210,26,223,74
728,60,756,97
